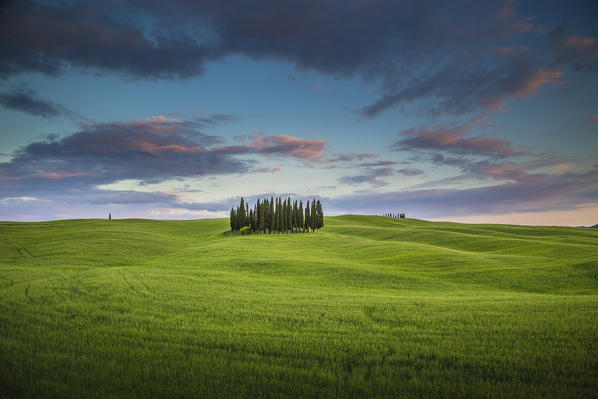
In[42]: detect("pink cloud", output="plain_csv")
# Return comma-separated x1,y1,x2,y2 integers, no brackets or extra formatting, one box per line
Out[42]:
256,165,283,173
2,172,91,181
215,133,328,162
514,70,563,98
590,115,598,125
130,141,205,153
565,36,597,48
394,120,531,158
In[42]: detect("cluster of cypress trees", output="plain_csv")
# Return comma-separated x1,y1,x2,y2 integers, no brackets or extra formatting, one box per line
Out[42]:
230,197,323,233
383,213,406,218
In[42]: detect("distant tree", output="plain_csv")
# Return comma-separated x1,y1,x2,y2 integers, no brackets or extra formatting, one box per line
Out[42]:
108,213,111,220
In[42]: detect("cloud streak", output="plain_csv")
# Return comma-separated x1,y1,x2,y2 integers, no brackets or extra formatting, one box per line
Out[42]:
393,120,531,158
339,168,394,186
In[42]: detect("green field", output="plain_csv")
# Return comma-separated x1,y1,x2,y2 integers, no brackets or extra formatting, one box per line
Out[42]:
1,216,597,398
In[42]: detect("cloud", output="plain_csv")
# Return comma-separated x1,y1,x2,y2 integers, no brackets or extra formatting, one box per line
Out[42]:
0,85,78,119
0,117,245,199
360,56,564,118
339,167,394,186
590,115,598,125
393,120,531,158
493,45,528,54
1,0,566,119
329,153,376,162
193,114,239,125
0,196,44,203
329,166,598,218
549,23,598,71
215,133,327,162
397,168,424,176
358,160,396,167
0,1,214,79
256,165,283,173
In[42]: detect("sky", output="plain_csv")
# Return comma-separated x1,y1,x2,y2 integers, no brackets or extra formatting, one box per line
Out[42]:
1,0,597,225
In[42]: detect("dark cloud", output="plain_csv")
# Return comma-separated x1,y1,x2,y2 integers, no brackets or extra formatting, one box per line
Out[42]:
397,168,424,176
360,55,563,118
339,168,394,186
548,23,598,71
0,86,60,118
329,153,376,162
0,1,214,79
1,0,574,118
193,114,239,125
0,85,65,118
358,161,396,167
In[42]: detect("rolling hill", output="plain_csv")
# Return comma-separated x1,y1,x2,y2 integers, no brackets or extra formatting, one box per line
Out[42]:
1,216,597,398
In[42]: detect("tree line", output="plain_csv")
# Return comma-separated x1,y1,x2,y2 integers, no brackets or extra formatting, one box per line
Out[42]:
230,197,323,233
383,213,406,218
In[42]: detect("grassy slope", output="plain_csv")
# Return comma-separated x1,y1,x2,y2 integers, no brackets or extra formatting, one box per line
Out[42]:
0,216,597,398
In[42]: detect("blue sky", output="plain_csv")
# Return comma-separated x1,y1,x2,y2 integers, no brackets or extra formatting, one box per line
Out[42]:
1,0,597,225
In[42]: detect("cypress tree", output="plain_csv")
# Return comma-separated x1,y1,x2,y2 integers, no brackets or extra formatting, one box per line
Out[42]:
269,197,274,233
278,197,283,232
266,199,271,232
309,198,318,231
281,198,286,232
298,200,303,231
305,200,310,231
258,199,264,232
288,198,292,231
274,198,279,232
316,200,323,229
239,198,246,227
292,200,297,232
230,208,235,231
287,198,292,232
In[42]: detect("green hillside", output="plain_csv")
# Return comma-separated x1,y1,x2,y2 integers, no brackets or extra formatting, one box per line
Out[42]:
1,216,597,398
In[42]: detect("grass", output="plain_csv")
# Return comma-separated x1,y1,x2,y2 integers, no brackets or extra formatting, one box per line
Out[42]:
0,215,597,398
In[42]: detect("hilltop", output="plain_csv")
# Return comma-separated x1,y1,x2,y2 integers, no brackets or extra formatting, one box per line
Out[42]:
1,216,597,398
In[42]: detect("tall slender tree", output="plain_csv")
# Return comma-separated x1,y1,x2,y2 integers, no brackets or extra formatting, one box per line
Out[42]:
273,199,278,231
310,198,318,231
298,200,304,231
305,200,310,231
316,200,323,230
257,199,264,232
270,197,275,233
238,198,246,227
